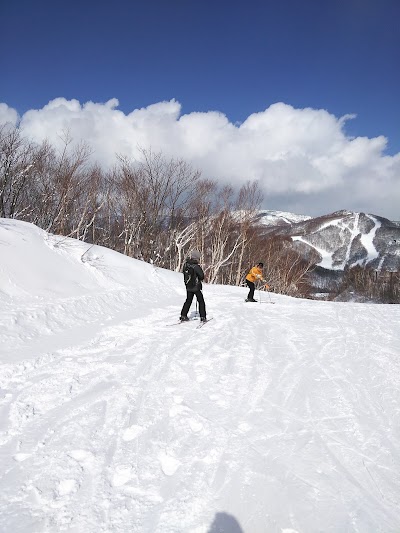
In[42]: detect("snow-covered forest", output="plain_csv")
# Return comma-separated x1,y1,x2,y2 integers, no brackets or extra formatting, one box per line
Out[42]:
3,122,398,303
0,123,320,296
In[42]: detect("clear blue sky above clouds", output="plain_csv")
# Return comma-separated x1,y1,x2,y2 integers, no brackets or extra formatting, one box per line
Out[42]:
1,0,400,219
1,0,399,152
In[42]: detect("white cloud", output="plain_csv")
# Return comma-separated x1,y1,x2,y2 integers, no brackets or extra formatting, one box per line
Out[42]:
0,103,19,127
2,98,399,220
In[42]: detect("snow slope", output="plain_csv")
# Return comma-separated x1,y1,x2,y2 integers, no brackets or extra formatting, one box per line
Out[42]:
1,219,400,533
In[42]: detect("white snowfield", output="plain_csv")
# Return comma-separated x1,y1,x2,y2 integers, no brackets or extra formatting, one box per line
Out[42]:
1,219,400,533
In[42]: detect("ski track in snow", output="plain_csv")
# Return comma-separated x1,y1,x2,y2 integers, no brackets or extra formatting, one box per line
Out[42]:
1,291,400,532
1,225,400,532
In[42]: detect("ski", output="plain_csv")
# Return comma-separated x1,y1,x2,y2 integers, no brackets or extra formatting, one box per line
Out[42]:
244,299,275,304
167,318,213,328
196,318,213,329
167,318,198,327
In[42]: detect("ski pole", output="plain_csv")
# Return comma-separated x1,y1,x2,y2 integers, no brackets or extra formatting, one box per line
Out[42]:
266,287,274,303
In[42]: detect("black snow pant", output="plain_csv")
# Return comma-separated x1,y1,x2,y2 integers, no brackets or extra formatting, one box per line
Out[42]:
246,279,255,300
181,290,206,319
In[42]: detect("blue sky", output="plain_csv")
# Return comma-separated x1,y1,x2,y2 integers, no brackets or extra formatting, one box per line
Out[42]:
1,0,399,218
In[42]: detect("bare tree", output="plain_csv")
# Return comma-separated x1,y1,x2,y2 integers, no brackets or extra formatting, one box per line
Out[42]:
136,148,201,264
186,178,218,261
112,155,151,259
0,124,47,219
48,132,93,235
113,149,201,265
67,164,108,242
233,181,263,285
25,130,93,236
204,186,241,283
174,221,198,272
256,236,316,297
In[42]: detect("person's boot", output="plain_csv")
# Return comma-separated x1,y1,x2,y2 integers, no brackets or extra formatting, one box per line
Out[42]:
180,316,189,322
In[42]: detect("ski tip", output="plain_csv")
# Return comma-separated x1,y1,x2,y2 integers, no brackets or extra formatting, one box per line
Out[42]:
196,317,213,328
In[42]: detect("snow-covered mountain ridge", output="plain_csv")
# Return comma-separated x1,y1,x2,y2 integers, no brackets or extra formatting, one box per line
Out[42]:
255,210,312,226
258,209,400,271
1,219,400,532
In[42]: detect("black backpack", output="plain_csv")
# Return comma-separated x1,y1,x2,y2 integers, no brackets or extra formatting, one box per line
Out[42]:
183,262,197,290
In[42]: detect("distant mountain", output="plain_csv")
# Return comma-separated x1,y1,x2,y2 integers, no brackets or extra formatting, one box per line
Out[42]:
255,210,312,226
258,209,400,273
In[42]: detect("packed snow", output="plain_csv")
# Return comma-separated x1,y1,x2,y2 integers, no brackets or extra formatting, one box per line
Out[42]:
1,219,400,533
358,215,382,266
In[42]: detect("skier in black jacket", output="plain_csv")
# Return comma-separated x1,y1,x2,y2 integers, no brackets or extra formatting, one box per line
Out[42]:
180,250,207,322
